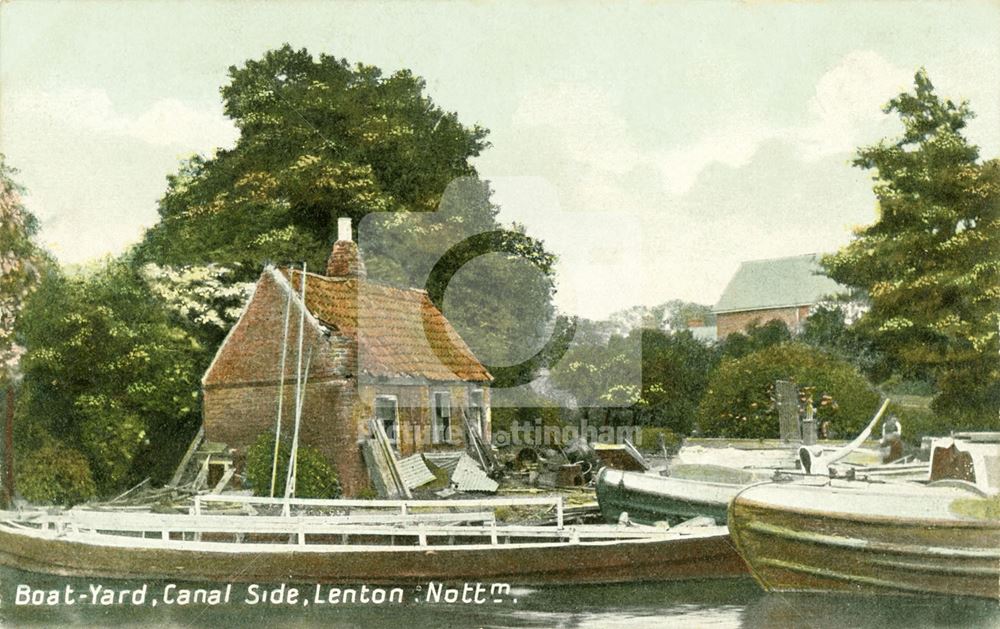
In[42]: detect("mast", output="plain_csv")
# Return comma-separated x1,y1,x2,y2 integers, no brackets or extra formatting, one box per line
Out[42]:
268,272,294,497
283,263,308,514
286,348,312,501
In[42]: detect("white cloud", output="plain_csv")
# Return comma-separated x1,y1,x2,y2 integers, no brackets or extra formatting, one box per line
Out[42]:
512,82,639,175
507,52,912,201
655,116,775,196
794,50,911,159
6,88,238,152
656,51,911,194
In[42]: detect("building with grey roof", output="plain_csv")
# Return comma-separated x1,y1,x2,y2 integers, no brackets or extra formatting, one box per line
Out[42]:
713,254,843,339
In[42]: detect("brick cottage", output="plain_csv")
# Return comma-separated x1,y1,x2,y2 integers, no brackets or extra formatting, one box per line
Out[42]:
201,218,493,495
714,253,843,339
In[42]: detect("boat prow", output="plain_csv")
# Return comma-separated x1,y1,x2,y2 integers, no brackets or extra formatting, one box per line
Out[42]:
729,477,1000,600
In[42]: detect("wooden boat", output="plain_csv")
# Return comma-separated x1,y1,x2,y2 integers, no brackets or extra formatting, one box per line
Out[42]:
596,466,774,525
0,495,748,585
729,477,1000,599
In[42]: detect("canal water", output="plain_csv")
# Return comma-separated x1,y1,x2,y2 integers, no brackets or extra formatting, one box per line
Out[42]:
1,569,997,628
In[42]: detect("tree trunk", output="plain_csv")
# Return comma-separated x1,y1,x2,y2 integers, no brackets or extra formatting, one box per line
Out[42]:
3,386,14,509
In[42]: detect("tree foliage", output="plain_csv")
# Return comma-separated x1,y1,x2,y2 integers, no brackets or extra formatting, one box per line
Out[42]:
823,70,999,423
697,343,880,439
16,440,96,506
138,44,489,271
800,304,889,383
718,319,792,360
141,263,254,348
0,156,46,377
136,45,558,388
633,329,717,435
15,259,205,495
245,432,341,499
548,333,641,411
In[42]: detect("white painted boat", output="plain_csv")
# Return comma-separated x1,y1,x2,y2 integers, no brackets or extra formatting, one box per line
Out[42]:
0,495,748,585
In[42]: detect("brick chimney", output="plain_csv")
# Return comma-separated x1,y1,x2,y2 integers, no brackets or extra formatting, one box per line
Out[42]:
326,217,366,279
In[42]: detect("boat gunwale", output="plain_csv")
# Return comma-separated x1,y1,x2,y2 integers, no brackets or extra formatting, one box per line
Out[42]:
0,521,732,555
742,519,1000,559
732,480,1000,530
598,468,756,491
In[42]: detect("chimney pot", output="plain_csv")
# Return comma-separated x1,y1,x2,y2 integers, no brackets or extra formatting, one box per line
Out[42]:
337,217,352,242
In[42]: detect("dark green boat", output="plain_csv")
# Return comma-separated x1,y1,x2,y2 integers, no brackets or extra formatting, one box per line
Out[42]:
596,465,774,526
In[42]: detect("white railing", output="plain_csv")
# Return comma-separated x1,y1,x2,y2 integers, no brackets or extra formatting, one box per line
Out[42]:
193,494,565,528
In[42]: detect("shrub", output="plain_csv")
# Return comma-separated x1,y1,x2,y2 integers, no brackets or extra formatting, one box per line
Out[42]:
697,343,880,439
17,442,97,506
245,433,341,499
635,426,681,453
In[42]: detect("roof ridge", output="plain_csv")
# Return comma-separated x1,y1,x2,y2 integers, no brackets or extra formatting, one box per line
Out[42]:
283,267,428,295
739,252,823,265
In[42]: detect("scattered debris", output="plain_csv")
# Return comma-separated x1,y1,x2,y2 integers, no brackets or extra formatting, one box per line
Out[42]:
594,442,648,472
462,409,501,477
397,454,436,490
361,418,411,499
451,454,499,493
557,462,585,487
423,452,462,475
169,427,204,487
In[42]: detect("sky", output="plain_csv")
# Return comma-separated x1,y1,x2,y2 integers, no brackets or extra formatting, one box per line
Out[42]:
2,0,999,319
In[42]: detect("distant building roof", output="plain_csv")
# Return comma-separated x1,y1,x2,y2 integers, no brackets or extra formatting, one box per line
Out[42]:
714,254,842,314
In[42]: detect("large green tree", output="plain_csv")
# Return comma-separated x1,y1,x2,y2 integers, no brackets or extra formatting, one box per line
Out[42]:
15,259,205,497
632,329,717,435
697,343,880,439
139,45,489,269
823,70,1000,424
137,45,558,389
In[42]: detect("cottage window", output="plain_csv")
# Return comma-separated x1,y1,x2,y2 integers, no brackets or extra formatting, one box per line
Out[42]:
469,389,485,436
375,395,398,444
432,391,451,443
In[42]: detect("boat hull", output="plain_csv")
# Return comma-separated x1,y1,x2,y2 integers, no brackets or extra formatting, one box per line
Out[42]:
729,481,1000,600
596,468,743,525
0,526,748,586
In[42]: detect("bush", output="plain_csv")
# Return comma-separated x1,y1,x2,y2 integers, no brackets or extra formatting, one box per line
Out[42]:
245,433,341,499
490,393,567,447
697,342,880,439
634,426,681,453
887,402,944,446
17,442,97,506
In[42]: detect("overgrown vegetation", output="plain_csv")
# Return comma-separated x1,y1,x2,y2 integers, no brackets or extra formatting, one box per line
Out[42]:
16,440,96,506
15,259,205,498
245,433,341,499
697,343,880,439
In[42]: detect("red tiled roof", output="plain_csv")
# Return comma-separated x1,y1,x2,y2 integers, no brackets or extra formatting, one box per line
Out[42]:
283,269,491,383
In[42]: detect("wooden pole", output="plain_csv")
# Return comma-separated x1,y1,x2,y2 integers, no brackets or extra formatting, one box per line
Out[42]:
3,386,14,509
283,263,308,512
270,274,294,497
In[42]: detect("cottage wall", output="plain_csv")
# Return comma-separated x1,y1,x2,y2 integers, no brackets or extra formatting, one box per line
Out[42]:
202,269,372,495
201,266,491,497
356,383,491,457
716,305,811,339
202,379,369,495
203,270,355,387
